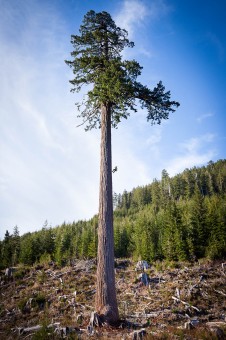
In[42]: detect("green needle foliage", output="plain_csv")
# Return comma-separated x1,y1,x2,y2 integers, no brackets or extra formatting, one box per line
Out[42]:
65,10,180,130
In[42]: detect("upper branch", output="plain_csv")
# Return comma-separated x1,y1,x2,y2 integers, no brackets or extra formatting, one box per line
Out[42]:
134,81,180,124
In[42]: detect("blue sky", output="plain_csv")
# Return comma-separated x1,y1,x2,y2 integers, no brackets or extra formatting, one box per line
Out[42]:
0,0,225,239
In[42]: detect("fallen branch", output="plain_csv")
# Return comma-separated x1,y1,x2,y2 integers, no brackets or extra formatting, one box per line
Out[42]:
18,325,42,334
214,289,226,296
149,277,166,283
17,323,81,336
128,312,159,318
24,333,35,339
0,282,12,290
172,296,200,312
206,321,226,328
139,296,153,301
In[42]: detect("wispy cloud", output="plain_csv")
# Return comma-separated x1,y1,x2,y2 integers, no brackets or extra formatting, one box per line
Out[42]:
114,0,148,37
114,0,172,61
197,112,214,123
145,125,162,158
0,1,101,237
115,0,170,38
181,134,215,152
166,134,217,175
146,127,162,146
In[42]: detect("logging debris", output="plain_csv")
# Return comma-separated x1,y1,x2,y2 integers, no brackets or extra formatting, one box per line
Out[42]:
0,259,225,338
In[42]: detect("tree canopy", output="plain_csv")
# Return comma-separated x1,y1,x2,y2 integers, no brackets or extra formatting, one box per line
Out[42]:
65,10,180,130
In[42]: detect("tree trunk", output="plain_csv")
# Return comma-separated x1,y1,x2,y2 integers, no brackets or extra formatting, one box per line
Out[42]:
95,103,119,324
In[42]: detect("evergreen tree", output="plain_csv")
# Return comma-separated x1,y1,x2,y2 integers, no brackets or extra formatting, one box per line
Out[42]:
161,169,171,205
206,169,214,196
161,202,188,261
206,195,226,259
121,190,131,211
162,204,178,261
19,233,37,265
80,223,97,258
114,223,122,258
151,179,161,213
133,213,153,261
71,221,83,258
1,230,13,268
114,221,130,258
131,186,151,210
66,10,179,323
43,228,55,256
0,240,3,269
188,184,207,258
173,203,188,261
12,226,20,266
55,228,72,265
88,218,98,258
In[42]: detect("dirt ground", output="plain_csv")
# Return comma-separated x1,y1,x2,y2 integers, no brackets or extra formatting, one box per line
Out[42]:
0,259,225,339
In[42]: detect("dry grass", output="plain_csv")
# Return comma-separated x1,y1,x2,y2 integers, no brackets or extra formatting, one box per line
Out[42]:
0,260,225,339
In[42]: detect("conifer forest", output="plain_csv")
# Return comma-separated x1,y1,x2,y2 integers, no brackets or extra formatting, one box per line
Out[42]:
1,159,226,268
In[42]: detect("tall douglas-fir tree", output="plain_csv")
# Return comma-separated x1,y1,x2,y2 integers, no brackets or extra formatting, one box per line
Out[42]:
65,10,179,323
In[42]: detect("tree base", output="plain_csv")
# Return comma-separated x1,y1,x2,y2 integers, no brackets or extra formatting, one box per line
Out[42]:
89,311,119,327
89,312,146,329
89,312,103,327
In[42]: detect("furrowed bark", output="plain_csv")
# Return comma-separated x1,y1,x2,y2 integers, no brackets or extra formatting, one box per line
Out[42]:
95,103,119,323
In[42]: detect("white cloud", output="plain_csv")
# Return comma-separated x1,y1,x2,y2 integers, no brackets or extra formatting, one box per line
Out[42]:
166,134,217,176
197,112,214,123
139,46,153,58
114,0,148,37
181,134,215,152
167,153,215,176
0,1,101,238
114,0,172,61
145,125,162,158
115,0,170,38
146,126,162,146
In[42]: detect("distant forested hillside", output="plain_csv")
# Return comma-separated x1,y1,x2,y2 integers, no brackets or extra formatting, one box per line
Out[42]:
1,159,226,268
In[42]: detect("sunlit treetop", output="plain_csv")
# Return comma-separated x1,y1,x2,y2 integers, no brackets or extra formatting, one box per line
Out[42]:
65,10,180,130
